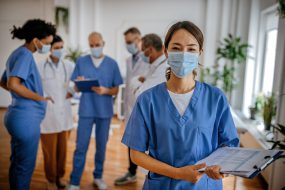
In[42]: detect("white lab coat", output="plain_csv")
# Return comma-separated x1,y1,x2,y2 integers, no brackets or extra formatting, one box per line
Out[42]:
124,55,149,121
38,57,75,134
128,54,168,115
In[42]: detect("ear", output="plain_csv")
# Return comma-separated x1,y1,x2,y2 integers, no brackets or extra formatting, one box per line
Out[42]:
102,41,105,47
199,48,204,55
32,38,39,49
164,48,168,58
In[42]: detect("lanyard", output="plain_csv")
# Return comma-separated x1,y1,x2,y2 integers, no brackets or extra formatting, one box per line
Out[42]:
43,59,67,82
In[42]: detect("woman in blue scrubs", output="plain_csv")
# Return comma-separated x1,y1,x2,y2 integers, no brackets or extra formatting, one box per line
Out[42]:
0,19,56,190
122,21,239,190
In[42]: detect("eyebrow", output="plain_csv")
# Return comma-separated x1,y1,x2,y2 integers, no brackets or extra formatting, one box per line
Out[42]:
171,42,198,47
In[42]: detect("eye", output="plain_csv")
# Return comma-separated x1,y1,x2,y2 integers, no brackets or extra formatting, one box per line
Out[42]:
171,47,180,51
188,48,198,52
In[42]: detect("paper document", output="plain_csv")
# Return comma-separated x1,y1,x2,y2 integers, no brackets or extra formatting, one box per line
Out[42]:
196,147,282,178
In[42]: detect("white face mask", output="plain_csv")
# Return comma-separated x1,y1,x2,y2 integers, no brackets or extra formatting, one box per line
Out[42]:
91,47,103,58
126,43,139,55
35,40,51,54
51,48,65,59
167,51,199,78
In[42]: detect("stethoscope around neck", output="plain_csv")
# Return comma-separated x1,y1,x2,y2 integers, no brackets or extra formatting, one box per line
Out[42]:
43,58,67,82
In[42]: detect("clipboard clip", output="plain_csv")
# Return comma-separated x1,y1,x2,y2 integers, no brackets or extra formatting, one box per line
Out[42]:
253,156,274,171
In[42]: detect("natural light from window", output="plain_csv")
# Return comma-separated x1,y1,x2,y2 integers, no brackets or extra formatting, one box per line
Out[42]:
262,29,278,94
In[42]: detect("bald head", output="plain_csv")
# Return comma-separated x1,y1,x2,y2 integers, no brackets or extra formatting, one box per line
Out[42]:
88,32,104,48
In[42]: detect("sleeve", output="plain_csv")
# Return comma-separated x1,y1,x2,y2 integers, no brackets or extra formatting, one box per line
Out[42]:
70,58,80,81
9,52,33,81
37,61,45,79
1,70,7,82
67,62,76,94
135,65,166,98
121,98,149,152
112,61,123,87
215,93,240,147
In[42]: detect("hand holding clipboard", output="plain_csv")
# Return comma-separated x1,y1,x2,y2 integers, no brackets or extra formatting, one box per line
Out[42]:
74,77,101,92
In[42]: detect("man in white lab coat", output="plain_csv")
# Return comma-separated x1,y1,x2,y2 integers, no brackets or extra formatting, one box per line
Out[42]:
123,27,149,122
131,33,168,99
115,27,149,186
38,35,75,190
115,33,167,186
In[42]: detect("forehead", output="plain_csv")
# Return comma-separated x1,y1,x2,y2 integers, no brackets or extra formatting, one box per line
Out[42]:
169,29,198,46
89,34,103,43
125,33,139,40
52,41,64,47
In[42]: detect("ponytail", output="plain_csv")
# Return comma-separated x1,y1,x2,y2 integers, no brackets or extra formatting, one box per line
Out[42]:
11,25,26,40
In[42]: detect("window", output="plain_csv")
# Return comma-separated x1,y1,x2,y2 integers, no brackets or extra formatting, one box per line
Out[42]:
242,5,278,117
261,29,278,94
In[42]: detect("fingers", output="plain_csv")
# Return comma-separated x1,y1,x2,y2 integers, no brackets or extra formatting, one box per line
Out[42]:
77,76,85,81
193,163,206,170
205,165,223,180
45,96,54,104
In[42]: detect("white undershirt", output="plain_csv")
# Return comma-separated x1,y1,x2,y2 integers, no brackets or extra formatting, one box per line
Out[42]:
168,89,194,116
91,55,104,68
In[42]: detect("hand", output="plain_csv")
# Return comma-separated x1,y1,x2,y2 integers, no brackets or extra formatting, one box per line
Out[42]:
205,165,224,180
76,76,85,81
66,92,73,99
176,163,206,183
74,85,79,92
138,76,145,83
44,96,54,104
91,86,109,95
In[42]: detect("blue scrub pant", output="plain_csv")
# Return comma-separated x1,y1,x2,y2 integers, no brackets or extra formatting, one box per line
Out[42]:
4,112,41,190
70,117,111,185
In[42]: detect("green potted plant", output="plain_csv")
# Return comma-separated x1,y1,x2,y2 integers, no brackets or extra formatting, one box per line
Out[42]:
262,93,277,131
277,0,285,19
65,47,83,63
249,93,265,120
214,34,250,101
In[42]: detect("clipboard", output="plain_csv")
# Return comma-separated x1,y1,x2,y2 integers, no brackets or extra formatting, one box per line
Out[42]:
248,151,283,179
74,79,100,92
196,147,283,178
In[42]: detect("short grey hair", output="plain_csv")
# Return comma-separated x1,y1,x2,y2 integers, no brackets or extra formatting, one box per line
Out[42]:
142,33,163,51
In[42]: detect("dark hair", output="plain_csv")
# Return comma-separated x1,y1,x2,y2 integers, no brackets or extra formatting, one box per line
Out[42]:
142,33,163,51
164,21,203,51
164,21,204,80
124,27,141,36
51,35,63,46
10,19,56,42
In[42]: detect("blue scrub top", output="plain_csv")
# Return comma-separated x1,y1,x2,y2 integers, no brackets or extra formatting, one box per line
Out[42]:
122,81,239,190
71,55,123,118
1,46,46,118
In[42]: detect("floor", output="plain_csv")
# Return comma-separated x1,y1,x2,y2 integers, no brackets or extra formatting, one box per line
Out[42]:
0,108,267,190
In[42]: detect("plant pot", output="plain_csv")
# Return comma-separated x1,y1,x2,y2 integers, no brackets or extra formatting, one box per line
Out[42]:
249,107,256,120
264,122,271,131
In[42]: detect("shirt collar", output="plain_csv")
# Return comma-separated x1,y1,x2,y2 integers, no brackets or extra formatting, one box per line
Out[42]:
47,57,62,68
151,54,166,68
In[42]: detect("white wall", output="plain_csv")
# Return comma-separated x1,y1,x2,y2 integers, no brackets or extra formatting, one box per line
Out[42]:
0,0,55,107
68,0,206,78
66,0,255,110
1,0,278,110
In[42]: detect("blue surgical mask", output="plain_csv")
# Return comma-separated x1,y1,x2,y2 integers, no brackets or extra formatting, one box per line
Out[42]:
36,41,51,54
91,47,103,58
140,53,150,63
167,51,199,78
126,43,139,55
51,48,65,59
